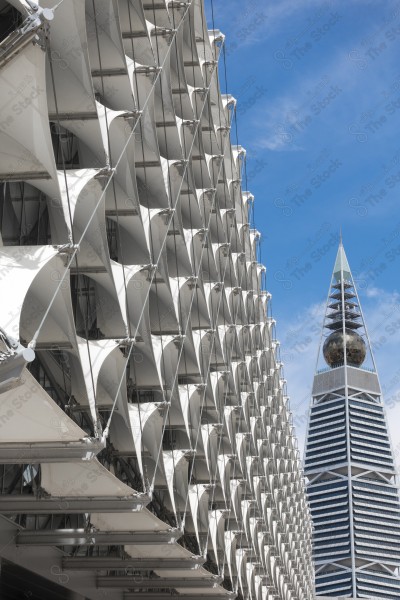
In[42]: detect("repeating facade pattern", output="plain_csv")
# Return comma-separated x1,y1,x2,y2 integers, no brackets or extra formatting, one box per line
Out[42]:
0,1,314,599
306,243,400,599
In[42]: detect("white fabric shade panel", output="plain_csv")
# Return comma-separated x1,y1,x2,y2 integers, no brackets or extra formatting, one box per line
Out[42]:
188,483,210,549
0,245,75,345
176,384,202,438
41,0,96,115
62,169,110,269
0,368,85,443
209,509,227,566
128,401,165,480
125,541,197,560
162,449,190,516
0,43,56,179
41,459,137,498
91,509,170,533
76,337,128,428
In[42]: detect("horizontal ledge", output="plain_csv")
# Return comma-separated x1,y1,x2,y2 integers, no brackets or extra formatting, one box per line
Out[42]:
123,595,235,600
150,330,181,336
92,68,128,77
144,2,187,10
33,338,139,351
0,172,51,182
33,341,74,350
135,161,161,168
0,494,149,514
17,529,181,546
69,266,108,274
97,577,222,589
49,112,98,121
105,209,139,216
122,30,175,39
63,556,205,570
121,31,148,39
0,439,104,463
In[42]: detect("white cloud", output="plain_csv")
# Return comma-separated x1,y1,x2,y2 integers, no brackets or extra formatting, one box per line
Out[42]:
250,58,353,152
214,0,381,40
244,3,400,152
364,285,381,297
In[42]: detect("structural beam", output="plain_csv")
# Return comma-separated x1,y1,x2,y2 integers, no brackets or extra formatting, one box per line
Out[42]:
97,577,222,589
123,596,236,600
63,556,205,571
0,439,104,463
17,529,181,546
0,494,150,514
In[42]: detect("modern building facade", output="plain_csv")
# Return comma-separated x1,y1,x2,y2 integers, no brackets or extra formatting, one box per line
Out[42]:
305,242,400,598
0,1,313,599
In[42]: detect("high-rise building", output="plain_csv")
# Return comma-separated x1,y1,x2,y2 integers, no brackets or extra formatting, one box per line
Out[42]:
0,1,313,599
305,241,400,599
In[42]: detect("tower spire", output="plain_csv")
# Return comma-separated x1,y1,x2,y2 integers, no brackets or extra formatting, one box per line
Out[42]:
316,240,374,373
333,238,351,283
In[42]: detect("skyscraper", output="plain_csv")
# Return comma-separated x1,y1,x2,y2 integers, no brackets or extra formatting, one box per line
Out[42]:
0,1,313,598
305,242,400,599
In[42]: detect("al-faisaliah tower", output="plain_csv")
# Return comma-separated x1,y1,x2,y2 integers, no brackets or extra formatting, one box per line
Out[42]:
305,240,400,599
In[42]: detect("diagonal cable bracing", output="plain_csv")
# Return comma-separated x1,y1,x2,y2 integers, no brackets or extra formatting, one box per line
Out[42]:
28,0,195,351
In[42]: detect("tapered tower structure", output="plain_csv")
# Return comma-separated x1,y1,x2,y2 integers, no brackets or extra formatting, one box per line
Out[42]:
305,241,400,599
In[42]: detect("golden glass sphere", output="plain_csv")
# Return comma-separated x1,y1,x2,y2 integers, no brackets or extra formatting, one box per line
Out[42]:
323,330,366,367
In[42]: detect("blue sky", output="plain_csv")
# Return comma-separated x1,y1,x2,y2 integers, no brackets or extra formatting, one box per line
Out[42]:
205,0,400,458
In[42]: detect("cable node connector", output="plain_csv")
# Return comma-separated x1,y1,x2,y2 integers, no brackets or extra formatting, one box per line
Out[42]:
0,328,35,394
55,243,79,256
20,1,54,35
95,166,116,180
